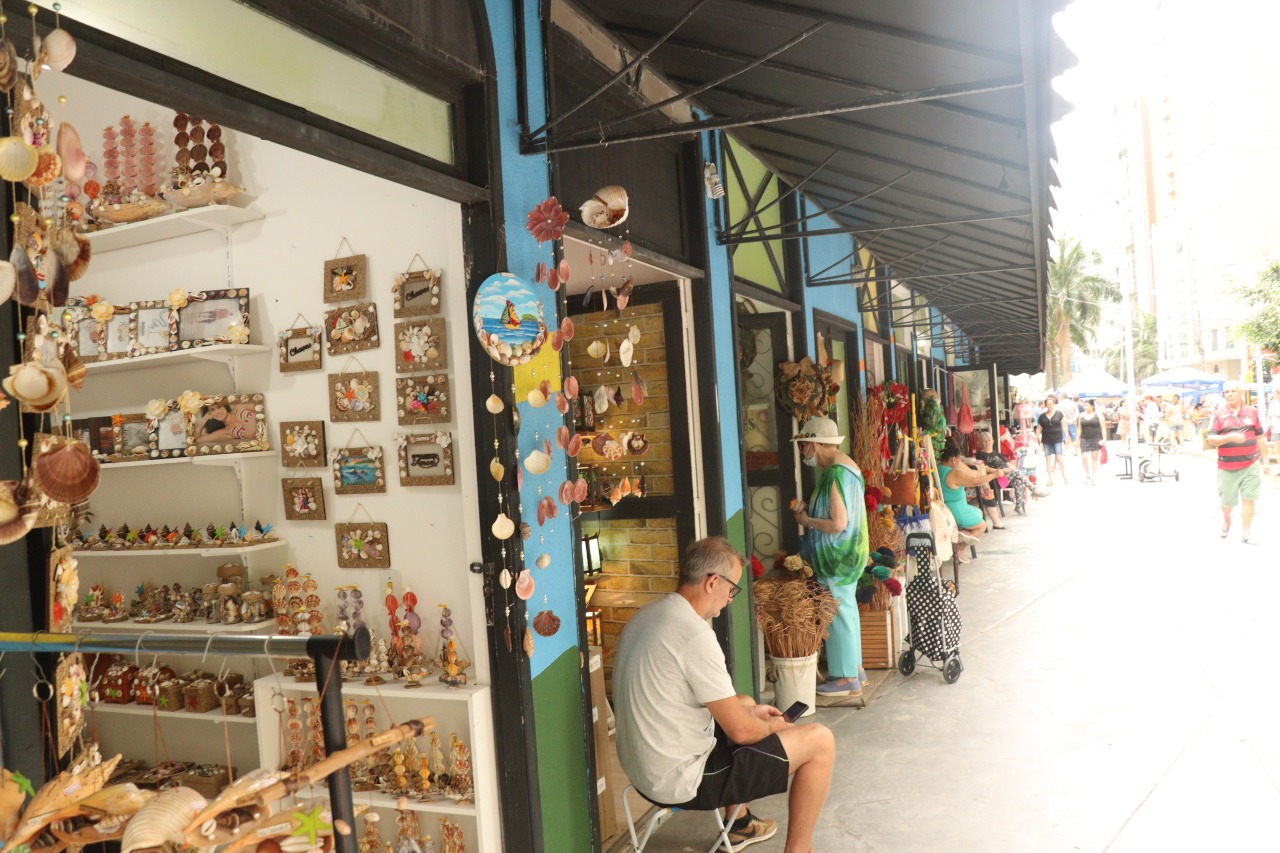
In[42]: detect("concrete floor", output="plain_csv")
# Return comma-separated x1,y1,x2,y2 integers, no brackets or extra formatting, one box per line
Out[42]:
608,444,1280,852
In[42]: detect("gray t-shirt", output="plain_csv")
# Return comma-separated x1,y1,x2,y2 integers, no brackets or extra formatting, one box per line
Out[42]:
613,593,737,803
1057,398,1079,424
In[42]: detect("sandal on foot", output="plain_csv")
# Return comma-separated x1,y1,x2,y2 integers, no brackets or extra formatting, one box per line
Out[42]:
1221,523,1231,539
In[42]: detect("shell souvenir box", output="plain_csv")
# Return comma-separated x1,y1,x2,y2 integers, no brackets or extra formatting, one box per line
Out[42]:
101,660,139,704
174,764,237,799
133,664,178,705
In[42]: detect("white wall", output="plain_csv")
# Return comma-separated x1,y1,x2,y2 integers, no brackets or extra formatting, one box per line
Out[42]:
60,72,489,683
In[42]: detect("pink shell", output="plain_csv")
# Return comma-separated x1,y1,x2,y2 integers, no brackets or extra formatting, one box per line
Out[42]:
623,240,633,258
539,379,551,398
535,262,547,283
566,435,583,457
547,268,560,291
564,376,579,400
57,123,87,183
558,480,575,505
555,392,570,414
541,496,559,520
83,161,97,179
515,571,535,600
556,426,570,449
551,330,564,352
561,318,575,341
632,378,646,405
574,478,589,502
537,501,547,526
557,259,570,284
544,437,553,456
517,464,524,490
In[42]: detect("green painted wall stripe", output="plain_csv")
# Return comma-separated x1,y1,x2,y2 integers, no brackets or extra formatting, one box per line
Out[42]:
533,646,594,851
724,510,756,696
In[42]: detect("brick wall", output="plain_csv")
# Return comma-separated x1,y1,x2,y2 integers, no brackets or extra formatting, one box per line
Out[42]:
590,517,680,692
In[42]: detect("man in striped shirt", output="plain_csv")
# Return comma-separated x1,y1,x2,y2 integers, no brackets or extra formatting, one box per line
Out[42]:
1207,381,1271,544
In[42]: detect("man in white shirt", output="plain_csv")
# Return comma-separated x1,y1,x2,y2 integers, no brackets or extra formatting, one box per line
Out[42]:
1057,395,1080,455
614,537,835,852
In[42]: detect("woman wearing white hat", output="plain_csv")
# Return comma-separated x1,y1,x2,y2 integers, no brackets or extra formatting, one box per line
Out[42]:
790,416,870,697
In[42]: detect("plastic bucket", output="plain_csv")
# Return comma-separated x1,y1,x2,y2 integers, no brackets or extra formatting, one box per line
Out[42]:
769,653,818,717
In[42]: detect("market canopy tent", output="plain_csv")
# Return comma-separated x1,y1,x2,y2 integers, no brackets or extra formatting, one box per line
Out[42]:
1058,370,1128,397
1140,366,1223,392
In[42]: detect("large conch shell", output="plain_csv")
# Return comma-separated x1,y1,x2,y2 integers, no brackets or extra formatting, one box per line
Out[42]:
33,437,101,504
579,185,630,229
3,362,67,410
50,783,157,844
56,123,87,183
0,136,39,182
121,786,207,853
9,754,121,848
0,479,38,544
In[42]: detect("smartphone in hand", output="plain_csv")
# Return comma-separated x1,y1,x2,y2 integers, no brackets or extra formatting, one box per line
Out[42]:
781,700,809,722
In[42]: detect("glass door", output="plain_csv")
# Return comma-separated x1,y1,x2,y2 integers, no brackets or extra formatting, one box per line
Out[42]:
737,307,799,561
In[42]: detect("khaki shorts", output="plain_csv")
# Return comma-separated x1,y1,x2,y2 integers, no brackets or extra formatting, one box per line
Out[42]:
1219,463,1262,507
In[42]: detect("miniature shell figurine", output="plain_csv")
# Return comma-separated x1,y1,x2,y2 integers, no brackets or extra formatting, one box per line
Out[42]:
162,113,244,209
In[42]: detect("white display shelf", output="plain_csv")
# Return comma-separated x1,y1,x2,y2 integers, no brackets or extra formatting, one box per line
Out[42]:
72,540,286,559
85,205,264,253
85,344,271,374
90,702,256,726
99,450,278,470
291,788,477,817
71,618,272,634
268,678,483,703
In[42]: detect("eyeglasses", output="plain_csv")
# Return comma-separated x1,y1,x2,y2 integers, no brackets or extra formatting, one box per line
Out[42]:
711,573,742,599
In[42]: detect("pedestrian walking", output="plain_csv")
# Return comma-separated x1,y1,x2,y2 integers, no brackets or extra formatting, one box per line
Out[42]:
1077,399,1105,484
1207,381,1271,544
1035,395,1068,486
1267,388,1280,465
1166,397,1186,451
1058,395,1080,455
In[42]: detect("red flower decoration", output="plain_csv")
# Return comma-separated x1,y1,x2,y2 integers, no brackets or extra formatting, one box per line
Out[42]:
751,554,765,579
526,197,570,244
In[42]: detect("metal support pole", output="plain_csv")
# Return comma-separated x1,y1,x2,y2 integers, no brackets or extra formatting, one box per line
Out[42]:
1121,268,1140,466
309,630,370,853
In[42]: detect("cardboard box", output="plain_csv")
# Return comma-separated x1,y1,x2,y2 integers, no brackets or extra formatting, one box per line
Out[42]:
589,646,619,839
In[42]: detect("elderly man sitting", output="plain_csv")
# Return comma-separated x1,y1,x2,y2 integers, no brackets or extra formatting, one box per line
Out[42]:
613,536,835,852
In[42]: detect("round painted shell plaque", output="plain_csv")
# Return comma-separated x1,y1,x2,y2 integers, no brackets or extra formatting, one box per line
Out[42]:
472,272,548,367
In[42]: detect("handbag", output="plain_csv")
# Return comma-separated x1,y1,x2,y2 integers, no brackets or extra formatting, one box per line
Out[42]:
957,381,974,435
1100,443,1109,464
921,441,956,562
882,433,919,506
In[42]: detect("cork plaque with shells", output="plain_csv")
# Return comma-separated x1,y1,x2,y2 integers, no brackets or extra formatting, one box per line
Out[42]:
160,113,244,209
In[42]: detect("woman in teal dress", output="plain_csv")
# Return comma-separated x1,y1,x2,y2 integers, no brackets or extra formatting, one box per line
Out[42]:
936,443,991,561
790,417,870,697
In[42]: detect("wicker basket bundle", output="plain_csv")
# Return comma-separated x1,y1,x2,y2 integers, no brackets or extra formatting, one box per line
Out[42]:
754,577,840,659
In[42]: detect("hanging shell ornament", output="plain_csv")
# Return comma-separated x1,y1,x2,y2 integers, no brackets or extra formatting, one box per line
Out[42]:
0,136,39,181
629,324,642,345
619,337,634,368
587,340,605,360
10,244,37,306
593,385,610,414
0,261,15,305
620,477,633,497
485,393,504,414
523,626,535,656
579,185,630,229
489,457,505,482
557,480,575,505
0,39,18,91
51,226,92,282
561,317,575,341
555,391,570,414
523,447,551,475
535,261,547,283
527,388,547,408
526,197,570,243
57,123,87,183
0,479,37,545
515,571,535,600
557,258,571,285
41,28,77,72
564,375,580,400
43,244,72,307
551,330,564,352
499,567,512,589
533,610,561,637
609,482,624,503
574,478,589,503
632,375,646,405
556,426,571,449
547,266,560,292
33,437,100,504
615,277,635,310
3,362,67,410
536,552,552,569
120,787,207,853
491,513,516,540
626,433,651,456
565,434,583,457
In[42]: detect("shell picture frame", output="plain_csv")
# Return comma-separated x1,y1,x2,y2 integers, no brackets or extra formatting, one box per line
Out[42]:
331,444,386,495
392,268,442,318
397,431,454,487
110,413,154,462
329,370,381,422
277,326,322,372
324,302,380,355
129,300,178,356
395,374,450,425
64,298,102,365
186,392,269,455
282,477,326,521
176,289,251,349
147,400,191,459
334,521,390,569
323,254,367,304
101,306,134,362
394,318,447,374
280,421,326,468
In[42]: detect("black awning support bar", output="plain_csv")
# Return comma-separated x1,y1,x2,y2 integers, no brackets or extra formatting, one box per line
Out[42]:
527,76,1024,153
594,22,826,134
609,26,1025,129
724,150,840,237
818,262,1036,286
725,209,1032,245
722,141,787,283
805,231,890,284
524,0,710,142
725,171,912,244
810,235,949,285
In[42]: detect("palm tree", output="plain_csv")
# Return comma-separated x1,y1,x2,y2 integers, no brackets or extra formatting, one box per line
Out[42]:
1046,237,1120,388
1104,308,1158,381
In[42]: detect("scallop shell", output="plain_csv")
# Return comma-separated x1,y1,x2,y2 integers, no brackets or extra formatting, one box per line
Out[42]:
547,267,560,291
555,391,570,414
565,434,583,457
590,433,612,455
556,426,571,449
515,570,535,600
558,480,575,505
533,609,561,637
491,513,516,540
619,338,634,367
42,28,77,72
609,482,623,503
536,552,552,569
540,496,559,521
632,376,646,405
627,433,651,456
0,480,36,545
560,317,575,341
587,340,605,360
0,136,38,182
524,448,551,475
593,385,610,414
57,123,87,183
489,457,505,482
121,787,207,853
527,388,547,408
564,376,580,400
0,261,15,305
0,39,18,91
33,438,100,504
52,227,92,282
25,149,62,188
574,478,589,502
485,393,505,414
557,259,571,284
551,330,564,352
579,185,630,229
3,362,65,408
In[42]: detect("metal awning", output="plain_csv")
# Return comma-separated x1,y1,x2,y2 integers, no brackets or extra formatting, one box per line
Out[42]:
533,0,1074,374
